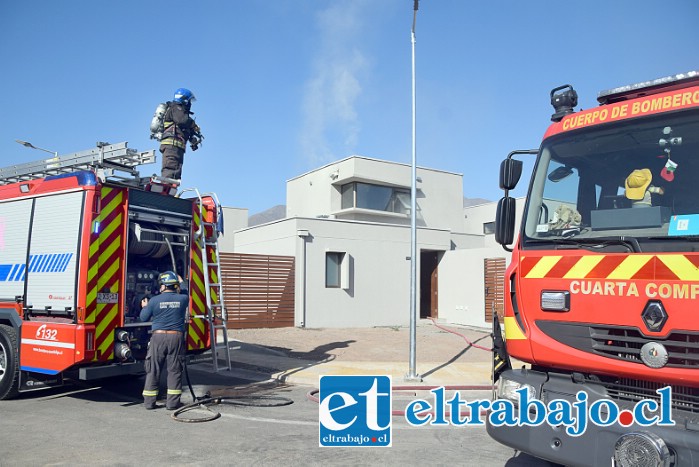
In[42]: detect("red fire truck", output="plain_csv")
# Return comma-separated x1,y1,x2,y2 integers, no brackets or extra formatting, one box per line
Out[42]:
0,142,230,399
490,71,699,466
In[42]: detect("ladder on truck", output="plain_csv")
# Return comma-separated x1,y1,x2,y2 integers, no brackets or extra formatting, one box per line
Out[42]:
0,141,156,185
180,188,232,372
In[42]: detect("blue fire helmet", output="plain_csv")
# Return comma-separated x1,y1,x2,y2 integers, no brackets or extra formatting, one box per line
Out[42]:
159,271,179,286
173,88,195,105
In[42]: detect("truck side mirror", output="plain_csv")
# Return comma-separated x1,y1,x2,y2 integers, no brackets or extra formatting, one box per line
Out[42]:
495,196,516,250
499,159,523,190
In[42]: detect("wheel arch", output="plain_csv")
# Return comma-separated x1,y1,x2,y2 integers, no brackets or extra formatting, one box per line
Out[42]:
0,306,22,400
0,306,22,330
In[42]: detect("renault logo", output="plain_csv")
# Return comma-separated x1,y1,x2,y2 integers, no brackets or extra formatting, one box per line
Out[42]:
641,300,668,332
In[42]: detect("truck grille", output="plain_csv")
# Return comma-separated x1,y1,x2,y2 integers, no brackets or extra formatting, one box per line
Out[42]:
537,321,699,369
596,376,699,415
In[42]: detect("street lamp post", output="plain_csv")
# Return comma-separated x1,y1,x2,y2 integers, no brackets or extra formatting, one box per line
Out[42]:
15,139,58,159
406,0,421,382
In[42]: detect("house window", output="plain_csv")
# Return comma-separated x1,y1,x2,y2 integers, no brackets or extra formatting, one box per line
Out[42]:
325,252,344,288
340,182,410,214
341,184,354,210
483,221,496,235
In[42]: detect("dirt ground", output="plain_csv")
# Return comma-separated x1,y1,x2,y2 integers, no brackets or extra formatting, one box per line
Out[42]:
230,320,494,364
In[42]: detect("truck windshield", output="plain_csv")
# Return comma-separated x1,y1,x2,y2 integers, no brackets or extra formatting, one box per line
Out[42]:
522,109,699,253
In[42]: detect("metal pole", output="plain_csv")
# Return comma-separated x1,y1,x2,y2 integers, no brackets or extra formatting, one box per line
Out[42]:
406,0,421,381
297,230,310,327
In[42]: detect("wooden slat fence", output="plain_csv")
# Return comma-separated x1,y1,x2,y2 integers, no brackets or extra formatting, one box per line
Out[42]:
220,252,295,329
484,257,506,323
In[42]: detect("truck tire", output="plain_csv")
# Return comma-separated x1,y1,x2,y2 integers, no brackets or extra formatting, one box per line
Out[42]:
0,324,20,400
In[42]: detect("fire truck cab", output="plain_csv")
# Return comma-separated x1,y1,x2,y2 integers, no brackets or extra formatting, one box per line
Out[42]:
490,72,699,466
0,142,229,400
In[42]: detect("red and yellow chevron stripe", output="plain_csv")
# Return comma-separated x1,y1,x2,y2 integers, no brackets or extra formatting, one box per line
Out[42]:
521,254,699,281
188,207,208,350
85,186,127,361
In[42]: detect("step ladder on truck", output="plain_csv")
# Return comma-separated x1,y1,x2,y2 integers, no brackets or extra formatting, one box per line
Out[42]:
178,188,232,372
0,141,230,400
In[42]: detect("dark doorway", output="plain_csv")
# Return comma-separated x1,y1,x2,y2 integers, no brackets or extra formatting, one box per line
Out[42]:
420,250,440,319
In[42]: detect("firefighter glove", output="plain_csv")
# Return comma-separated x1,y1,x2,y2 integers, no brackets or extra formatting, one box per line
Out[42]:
190,136,200,151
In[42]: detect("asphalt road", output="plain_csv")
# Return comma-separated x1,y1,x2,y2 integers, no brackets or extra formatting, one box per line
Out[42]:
0,366,557,467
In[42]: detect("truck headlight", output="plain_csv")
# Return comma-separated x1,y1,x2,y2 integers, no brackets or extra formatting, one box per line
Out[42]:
541,290,570,312
497,377,537,404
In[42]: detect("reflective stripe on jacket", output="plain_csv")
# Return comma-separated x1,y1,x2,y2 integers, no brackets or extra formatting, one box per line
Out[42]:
160,103,194,149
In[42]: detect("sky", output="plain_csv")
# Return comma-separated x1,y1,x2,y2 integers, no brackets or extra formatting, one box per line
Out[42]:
1,0,697,215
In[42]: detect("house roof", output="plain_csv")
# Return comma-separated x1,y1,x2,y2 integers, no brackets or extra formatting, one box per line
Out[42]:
287,155,463,182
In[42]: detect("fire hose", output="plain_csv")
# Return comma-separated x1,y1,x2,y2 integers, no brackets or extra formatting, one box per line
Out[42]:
171,316,489,422
171,332,293,423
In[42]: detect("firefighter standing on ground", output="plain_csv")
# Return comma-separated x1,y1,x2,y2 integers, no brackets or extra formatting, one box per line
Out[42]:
140,271,189,410
159,88,202,181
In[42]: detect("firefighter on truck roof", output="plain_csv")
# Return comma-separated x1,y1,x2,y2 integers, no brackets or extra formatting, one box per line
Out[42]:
157,88,202,182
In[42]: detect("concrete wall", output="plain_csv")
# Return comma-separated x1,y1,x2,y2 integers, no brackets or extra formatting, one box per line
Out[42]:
437,246,510,329
233,218,298,256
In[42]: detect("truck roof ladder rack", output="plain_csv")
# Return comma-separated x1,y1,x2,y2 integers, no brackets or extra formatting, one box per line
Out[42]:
0,141,156,186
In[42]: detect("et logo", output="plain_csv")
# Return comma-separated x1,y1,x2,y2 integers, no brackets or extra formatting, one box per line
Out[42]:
319,375,392,447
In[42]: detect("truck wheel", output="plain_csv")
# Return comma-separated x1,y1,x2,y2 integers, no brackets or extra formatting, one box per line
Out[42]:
0,324,20,400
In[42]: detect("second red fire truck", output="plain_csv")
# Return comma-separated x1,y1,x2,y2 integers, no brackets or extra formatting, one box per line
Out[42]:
0,142,230,399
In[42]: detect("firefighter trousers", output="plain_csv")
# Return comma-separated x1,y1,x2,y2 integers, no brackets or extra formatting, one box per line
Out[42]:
142,332,184,409
160,145,185,180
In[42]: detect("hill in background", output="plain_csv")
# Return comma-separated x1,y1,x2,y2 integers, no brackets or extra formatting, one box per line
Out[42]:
248,204,286,226
463,197,491,207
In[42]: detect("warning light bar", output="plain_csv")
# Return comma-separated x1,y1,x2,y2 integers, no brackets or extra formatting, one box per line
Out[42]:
597,70,699,105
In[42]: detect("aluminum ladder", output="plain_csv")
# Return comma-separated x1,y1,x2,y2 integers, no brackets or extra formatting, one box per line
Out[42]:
0,141,156,185
180,188,231,372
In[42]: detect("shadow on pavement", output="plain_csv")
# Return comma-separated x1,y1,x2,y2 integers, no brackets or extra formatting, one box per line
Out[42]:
420,333,491,379
192,339,359,384
259,339,357,382
505,452,563,466
268,339,357,360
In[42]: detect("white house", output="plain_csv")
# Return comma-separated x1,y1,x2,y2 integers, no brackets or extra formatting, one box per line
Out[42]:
221,156,524,329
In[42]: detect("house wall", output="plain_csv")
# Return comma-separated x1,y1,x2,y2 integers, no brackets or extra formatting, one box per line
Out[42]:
298,219,413,328
437,247,510,329
233,218,298,256
432,198,526,329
